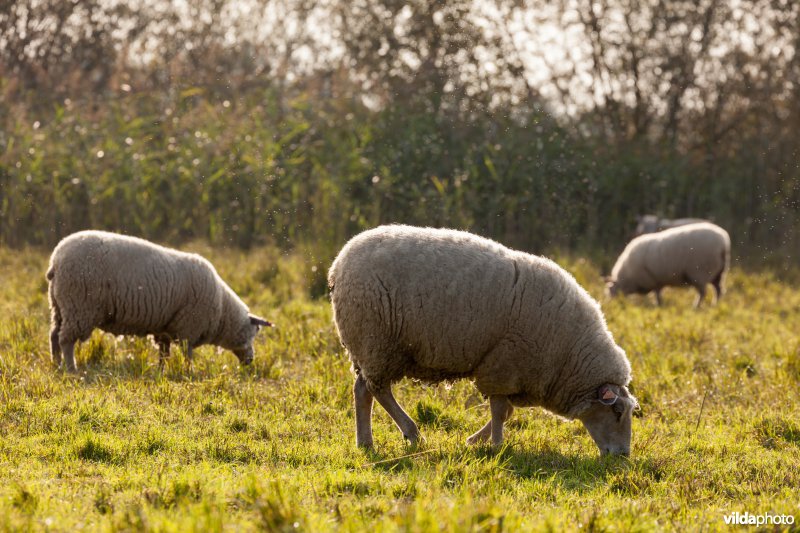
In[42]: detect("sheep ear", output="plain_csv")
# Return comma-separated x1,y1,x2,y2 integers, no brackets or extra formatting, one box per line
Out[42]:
249,315,274,328
598,385,618,405
621,386,640,411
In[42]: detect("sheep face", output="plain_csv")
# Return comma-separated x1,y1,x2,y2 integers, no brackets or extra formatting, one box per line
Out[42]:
605,278,638,298
228,314,273,365
578,385,637,456
605,280,620,298
232,344,255,365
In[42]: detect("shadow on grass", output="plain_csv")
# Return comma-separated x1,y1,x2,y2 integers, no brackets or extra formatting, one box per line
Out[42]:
360,441,435,473
64,341,279,386
359,437,640,492
492,444,668,495
360,438,659,495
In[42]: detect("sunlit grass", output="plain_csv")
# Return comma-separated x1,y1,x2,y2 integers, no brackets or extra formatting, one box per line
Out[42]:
0,246,797,531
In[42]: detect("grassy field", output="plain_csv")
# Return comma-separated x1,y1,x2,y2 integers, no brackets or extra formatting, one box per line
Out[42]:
0,244,798,531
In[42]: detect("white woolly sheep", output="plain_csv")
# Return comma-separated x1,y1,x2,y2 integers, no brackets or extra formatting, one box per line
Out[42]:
47,230,273,372
328,225,638,456
607,222,730,307
635,215,707,236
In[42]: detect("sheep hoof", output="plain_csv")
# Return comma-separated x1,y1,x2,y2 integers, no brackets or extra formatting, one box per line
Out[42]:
403,432,421,445
466,434,489,445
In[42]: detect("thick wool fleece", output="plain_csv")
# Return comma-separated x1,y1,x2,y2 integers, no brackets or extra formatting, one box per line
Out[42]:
48,230,254,352
611,222,730,295
329,225,631,418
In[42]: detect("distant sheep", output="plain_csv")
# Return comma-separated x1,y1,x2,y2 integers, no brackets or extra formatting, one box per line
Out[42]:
607,222,730,307
329,225,638,456
635,215,707,236
47,230,273,372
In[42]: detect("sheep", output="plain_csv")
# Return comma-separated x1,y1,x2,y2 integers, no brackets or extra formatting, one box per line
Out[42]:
606,222,730,308
47,230,273,372
635,215,707,236
328,225,638,456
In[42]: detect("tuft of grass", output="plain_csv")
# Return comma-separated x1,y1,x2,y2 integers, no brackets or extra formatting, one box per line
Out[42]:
11,485,38,514
93,484,114,515
0,246,797,530
755,417,800,449
75,433,125,464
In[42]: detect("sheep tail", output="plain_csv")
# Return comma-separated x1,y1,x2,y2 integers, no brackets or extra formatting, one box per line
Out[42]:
48,271,61,324
714,245,730,286
720,244,730,278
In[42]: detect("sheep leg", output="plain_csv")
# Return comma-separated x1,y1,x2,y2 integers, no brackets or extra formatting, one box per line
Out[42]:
467,399,514,445
60,339,77,373
49,286,62,366
490,396,513,445
711,272,723,304
467,419,493,445
49,324,61,367
711,281,722,304
654,289,663,306
693,284,707,309
57,321,85,373
371,386,420,443
354,374,374,448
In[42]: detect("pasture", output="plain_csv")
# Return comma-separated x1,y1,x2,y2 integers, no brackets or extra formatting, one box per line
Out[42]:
0,245,798,531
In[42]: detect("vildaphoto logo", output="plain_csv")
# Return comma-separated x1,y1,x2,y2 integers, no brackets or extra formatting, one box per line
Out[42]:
723,512,795,526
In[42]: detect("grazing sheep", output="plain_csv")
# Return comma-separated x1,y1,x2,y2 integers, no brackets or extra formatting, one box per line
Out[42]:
607,222,730,307
328,225,638,456
47,230,273,372
635,215,707,236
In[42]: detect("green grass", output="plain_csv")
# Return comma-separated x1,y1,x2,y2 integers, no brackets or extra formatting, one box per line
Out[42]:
0,245,798,531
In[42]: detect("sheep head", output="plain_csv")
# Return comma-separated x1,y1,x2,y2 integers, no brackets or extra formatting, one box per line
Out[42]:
229,314,274,365
577,384,638,456
604,277,620,298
